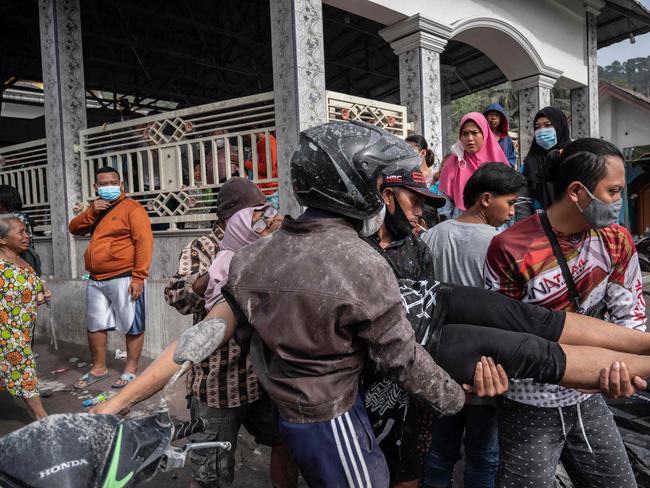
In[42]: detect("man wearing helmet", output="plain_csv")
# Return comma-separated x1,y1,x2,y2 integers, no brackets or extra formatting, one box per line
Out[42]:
218,121,468,486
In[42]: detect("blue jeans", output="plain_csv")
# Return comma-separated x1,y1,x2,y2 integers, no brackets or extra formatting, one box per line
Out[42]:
423,404,499,488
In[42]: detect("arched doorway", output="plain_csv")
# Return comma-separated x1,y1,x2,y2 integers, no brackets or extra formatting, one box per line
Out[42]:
442,18,562,159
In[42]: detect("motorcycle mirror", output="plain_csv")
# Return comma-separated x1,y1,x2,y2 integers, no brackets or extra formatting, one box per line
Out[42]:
173,317,227,365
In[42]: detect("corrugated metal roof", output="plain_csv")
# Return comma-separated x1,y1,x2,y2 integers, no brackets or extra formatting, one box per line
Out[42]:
600,80,650,110
598,0,650,48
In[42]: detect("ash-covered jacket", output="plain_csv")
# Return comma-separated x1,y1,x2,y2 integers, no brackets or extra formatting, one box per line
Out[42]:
223,214,464,423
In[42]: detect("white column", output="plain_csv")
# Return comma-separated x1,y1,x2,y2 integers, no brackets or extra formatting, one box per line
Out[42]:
441,65,456,162
381,16,452,164
572,3,602,138
39,0,87,278
270,0,327,218
513,75,556,160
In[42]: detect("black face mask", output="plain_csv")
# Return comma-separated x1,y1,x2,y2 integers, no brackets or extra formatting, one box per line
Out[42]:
384,191,412,240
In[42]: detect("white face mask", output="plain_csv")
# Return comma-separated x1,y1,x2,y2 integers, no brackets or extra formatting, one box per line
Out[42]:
359,205,386,237
216,140,225,149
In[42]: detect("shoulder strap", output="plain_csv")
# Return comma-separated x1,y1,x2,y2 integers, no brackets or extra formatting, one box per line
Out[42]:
539,212,583,311
89,198,126,236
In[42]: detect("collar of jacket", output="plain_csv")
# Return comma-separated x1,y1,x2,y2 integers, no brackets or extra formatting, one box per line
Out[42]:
368,233,406,251
281,215,356,235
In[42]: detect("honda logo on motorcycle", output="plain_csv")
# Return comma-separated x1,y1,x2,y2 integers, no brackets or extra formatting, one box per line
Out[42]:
39,458,89,478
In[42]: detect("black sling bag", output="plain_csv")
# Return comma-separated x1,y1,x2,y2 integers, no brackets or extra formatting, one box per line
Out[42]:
89,198,126,236
540,212,607,319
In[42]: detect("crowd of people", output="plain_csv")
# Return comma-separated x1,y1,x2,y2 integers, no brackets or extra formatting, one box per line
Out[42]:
1,101,649,488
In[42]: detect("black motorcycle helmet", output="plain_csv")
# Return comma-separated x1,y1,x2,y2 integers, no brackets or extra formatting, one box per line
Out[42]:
291,121,421,220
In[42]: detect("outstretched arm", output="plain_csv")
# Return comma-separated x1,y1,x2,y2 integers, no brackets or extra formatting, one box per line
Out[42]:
91,302,236,415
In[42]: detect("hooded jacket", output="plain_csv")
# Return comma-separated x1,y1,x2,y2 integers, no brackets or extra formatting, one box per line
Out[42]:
483,103,517,168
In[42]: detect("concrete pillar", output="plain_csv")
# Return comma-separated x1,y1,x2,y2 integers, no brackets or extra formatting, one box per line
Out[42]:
270,0,327,218
380,16,452,164
513,74,556,160
39,0,87,279
571,4,601,138
441,65,456,163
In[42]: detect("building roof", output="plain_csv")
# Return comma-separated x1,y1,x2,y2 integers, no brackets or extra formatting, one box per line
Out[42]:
0,0,649,113
599,80,650,113
598,0,650,48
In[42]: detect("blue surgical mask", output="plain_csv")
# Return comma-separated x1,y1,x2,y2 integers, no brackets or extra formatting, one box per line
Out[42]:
97,185,122,202
534,127,557,150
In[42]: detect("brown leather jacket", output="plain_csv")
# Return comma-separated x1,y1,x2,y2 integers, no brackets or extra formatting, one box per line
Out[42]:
223,215,464,423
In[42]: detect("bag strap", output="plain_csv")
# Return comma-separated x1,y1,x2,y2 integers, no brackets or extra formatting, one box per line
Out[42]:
89,198,125,236
539,212,584,312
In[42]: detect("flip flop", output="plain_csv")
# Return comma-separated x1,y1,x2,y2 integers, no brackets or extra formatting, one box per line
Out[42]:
74,371,110,389
112,372,136,389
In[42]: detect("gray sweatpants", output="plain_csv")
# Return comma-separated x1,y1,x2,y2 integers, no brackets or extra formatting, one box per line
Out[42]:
496,395,636,488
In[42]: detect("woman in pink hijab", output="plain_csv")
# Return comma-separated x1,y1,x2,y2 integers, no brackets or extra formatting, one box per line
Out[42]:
439,112,509,215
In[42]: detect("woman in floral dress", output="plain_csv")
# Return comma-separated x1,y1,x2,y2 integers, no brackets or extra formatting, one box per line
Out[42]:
0,214,50,419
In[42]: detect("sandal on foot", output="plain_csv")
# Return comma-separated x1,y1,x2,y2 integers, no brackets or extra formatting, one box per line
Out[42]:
112,372,136,389
74,371,110,389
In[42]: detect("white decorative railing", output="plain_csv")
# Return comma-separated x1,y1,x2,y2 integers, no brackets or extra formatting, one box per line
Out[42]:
77,90,409,230
0,139,51,231
79,92,278,230
326,90,410,138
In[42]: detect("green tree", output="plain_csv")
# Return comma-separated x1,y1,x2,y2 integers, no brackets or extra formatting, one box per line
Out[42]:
599,56,650,95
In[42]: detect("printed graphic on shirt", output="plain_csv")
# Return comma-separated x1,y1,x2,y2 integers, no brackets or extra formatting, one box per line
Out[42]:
484,215,646,407
366,279,442,408
399,279,442,346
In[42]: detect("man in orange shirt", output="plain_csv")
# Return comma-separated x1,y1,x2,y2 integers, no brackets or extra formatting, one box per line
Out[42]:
244,132,278,195
69,166,153,390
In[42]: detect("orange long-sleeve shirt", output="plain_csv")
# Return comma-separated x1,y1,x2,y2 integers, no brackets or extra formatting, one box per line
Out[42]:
69,194,153,284
244,133,278,193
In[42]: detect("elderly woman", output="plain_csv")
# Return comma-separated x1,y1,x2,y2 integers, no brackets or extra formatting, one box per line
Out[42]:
0,185,41,275
0,214,50,419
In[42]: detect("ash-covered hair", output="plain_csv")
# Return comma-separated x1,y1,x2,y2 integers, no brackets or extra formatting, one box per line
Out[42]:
0,213,21,239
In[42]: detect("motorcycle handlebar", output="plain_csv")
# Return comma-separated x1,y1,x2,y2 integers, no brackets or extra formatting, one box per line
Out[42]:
172,417,209,441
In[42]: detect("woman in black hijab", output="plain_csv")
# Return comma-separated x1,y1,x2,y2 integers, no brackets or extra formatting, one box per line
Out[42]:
516,106,571,220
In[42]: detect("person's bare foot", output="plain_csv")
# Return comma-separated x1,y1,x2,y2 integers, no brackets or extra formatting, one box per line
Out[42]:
24,396,47,420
